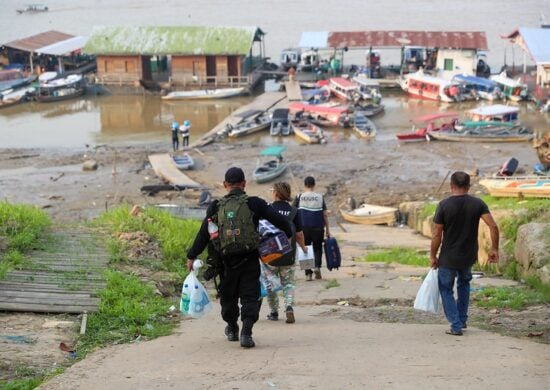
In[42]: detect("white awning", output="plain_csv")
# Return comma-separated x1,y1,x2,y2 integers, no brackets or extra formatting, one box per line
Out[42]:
35,36,88,56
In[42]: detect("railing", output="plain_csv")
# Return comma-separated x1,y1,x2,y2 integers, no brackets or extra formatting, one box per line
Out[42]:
169,75,251,88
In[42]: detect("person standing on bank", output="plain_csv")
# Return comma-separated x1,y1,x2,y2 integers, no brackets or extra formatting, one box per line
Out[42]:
170,121,179,151
292,176,330,281
266,182,307,324
180,120,191,149
186,167,292,348
430,171,499,336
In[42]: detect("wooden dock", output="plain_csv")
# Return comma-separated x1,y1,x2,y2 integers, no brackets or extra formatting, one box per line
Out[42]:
191,91,287,148
148,153,202,188
0,229,109,313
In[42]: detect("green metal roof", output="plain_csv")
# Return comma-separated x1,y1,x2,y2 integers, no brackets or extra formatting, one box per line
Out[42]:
84,26,264,56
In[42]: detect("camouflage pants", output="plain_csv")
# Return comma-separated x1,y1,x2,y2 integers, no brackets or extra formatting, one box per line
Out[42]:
266,264,295,312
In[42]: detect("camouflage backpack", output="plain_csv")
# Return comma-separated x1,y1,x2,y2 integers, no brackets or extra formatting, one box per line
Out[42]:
215,194,259,257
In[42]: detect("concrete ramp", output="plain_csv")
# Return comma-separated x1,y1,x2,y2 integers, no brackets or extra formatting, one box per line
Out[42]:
148,154,201,188
284,81,302,101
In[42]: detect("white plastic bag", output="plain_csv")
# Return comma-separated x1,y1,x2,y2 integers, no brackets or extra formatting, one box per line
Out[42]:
180,260,213,318
296,245,315,270
413,268,440,314
259,262,283,298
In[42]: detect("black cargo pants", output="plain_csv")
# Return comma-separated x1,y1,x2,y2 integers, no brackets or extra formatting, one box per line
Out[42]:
219,251,260,335
302,226,324,276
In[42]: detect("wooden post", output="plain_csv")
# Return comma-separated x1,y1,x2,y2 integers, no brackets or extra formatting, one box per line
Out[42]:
80,311,88,335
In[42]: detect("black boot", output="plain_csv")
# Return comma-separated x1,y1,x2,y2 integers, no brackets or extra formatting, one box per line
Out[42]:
224,323,239,342
240,321,255,348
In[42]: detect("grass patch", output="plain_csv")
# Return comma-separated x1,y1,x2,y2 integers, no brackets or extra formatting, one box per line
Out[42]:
325,279,340,289
419,202,438,220
95,205,201,278
0,367,65,390
0,202,51,280
77,270,178,355
473,282,550,311
360,248,429,267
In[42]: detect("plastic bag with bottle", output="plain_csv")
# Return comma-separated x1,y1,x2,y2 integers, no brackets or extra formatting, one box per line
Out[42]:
180,260,213,318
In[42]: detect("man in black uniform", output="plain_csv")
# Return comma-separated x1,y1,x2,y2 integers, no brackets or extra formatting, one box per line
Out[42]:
430,171,499,336
187,167,292,348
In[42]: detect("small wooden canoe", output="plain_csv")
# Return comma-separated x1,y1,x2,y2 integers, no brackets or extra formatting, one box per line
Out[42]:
172,153,194,170
353,114,377,139
253,146,288,183
354,103,385,117
292,121,325,144
340,204,398,225
479,176,550,198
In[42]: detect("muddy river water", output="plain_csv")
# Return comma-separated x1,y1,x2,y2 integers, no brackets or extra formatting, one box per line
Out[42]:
1,0,549,148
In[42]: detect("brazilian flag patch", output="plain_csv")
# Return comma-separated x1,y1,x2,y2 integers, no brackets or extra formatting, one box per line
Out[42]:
226,211,235,219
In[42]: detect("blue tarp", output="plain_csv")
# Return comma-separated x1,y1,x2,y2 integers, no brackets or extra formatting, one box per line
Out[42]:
453,74,496,88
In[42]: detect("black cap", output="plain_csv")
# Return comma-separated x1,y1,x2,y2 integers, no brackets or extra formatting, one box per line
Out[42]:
225,167,245,184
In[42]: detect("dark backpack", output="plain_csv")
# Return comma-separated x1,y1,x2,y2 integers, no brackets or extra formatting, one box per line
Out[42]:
215,194,259,257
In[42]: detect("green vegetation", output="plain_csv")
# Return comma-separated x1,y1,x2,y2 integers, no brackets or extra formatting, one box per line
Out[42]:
473,281,550,310
419,202,438,220
77,271,178,355
325,279,340,289
0,367,64,390
360,248,429,267
95,205,201,278
0,202,51,279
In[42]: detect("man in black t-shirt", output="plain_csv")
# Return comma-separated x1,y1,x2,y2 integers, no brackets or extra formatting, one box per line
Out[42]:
430,171,499,336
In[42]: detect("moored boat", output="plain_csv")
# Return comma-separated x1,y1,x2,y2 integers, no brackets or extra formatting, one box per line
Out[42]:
288,102,348,126
399,70,464,102
161,87,245,100
353,114,377,139
490,71,528,101
37,74,85,103
228,112,272,138
464,104,519,123
0,70,36,92
328,77,360,101
291,120,325,144
253,146,288,183
452,74,502,101
270,108,291,136
171,153,194,170
0,87,35,109
340,204,398,225
351,75,382,101
479,176,550,198
396,112,458,143
353,103,385,117
428,125,533,142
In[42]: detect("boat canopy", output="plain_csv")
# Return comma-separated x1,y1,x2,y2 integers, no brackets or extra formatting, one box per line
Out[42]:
466,105,519,117
411,112,458,123
452,74,497,88
272,108,289,121
260,146,286,157
460,121,516,128
330,77,358,90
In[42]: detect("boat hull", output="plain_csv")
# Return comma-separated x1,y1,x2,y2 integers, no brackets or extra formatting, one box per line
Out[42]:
162,87,244,100
253,162,288,183
428,130,533,143
340,204,398,225
36,88,85,103
479,177,550,198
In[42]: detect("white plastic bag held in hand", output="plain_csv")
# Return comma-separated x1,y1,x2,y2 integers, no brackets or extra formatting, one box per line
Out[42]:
413,269,441,314
180,260,213,318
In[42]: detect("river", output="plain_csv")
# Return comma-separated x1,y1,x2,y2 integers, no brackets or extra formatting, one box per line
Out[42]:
0,0,549,148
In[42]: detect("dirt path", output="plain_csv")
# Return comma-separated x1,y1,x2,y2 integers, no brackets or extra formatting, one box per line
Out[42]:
38,226,550,389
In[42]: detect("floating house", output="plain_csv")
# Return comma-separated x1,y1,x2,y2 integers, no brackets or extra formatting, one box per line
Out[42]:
84,26,266,90
298,30,488,79
1,30,90,74
502,28,550,89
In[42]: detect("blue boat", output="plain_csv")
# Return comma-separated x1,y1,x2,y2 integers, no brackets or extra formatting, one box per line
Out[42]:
452,74,501,101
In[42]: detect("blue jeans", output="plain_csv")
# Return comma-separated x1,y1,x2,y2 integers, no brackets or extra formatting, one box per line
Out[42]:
438,266,472,332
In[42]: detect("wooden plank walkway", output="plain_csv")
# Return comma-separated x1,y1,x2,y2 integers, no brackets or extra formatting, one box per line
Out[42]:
284,81,303,101
148,153,203,188
0,229,110,313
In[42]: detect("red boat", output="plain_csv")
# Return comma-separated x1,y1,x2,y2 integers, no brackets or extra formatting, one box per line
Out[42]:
328,77,360,100
288,102,349,126
396,112,458,142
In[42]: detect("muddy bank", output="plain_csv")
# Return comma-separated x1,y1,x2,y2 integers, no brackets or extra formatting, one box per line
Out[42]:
0,135,540,223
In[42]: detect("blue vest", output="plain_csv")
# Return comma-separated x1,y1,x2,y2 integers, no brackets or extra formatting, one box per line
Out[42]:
297,191,324,228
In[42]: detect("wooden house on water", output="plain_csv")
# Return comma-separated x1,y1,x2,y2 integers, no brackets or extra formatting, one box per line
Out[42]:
84,26,266,91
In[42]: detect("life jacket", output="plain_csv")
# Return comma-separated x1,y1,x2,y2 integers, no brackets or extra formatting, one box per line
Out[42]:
214,194,259,258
